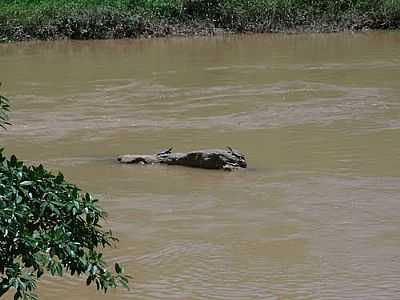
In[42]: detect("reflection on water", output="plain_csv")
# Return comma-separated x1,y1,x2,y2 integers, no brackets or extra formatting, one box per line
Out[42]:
1,31,400,299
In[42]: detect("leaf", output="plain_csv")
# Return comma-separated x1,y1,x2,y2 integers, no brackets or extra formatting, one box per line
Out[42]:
16,195,23,204
114,263,123,274
54,172,64,184
86,276,92,286
117,275,130,290
14,290,21,300
0,115,127,299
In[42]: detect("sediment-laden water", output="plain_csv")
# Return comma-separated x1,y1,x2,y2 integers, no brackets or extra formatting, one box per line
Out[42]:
1,31,400,299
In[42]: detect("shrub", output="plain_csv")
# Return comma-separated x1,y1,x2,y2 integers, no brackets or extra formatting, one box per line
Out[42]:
0,91,129,300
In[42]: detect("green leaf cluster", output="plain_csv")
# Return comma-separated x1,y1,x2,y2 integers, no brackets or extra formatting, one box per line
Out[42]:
0,85,10,130
0,151,129,299
0,92,129,299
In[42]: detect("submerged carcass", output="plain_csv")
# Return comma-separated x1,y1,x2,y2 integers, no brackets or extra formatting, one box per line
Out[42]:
117,147,247,170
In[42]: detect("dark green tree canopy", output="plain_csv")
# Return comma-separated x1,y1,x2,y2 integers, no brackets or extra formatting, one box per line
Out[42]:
0,92,129,299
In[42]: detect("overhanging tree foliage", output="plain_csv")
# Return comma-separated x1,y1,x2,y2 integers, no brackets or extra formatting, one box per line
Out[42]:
0,87,10,129
0,90,129,299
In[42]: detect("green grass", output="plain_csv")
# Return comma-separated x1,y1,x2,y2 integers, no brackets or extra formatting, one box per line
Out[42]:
1,0,400,41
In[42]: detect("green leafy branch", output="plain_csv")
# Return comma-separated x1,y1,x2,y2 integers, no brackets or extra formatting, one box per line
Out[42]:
0,83,11,129
0,89,130,299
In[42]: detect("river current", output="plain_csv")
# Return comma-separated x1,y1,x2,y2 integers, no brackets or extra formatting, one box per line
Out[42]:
1,31,400,299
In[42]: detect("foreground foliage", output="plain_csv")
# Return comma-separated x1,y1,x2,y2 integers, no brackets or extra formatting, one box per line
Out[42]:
0,93,129,299
1,0,400,41
0,88,10,129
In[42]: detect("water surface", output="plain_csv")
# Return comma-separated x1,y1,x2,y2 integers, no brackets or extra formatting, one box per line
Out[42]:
1,31,400,299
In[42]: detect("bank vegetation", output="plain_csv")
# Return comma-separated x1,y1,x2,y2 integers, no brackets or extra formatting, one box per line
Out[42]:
1,0,399,41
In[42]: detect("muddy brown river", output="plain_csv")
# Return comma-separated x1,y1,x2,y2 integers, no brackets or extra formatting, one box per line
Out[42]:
1,31,400,299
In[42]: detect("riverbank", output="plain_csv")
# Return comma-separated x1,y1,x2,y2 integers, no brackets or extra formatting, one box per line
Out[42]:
1,0,400,41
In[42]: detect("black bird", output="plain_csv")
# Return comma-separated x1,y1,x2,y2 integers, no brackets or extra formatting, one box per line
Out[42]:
226,146,244,159
157,147,173,156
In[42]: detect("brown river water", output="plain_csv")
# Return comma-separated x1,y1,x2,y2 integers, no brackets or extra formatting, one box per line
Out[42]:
1,31,400,299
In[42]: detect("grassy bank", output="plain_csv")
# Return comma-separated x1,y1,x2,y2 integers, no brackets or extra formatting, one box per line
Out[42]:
1,0,400,41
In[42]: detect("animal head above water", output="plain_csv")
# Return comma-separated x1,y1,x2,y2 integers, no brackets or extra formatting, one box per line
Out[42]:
225,147,247,168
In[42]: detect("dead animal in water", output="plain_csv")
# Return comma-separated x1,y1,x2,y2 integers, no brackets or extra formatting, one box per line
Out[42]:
117,147,247,170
